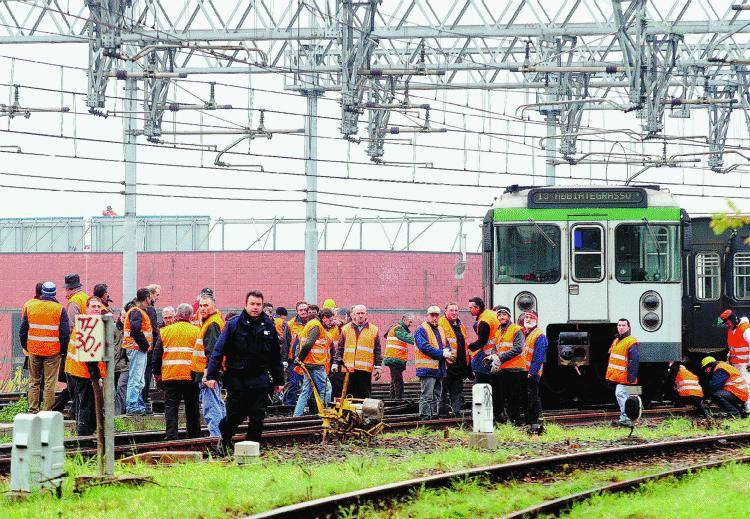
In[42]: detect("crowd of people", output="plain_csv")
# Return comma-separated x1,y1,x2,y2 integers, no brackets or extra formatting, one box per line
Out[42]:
17,274,750,454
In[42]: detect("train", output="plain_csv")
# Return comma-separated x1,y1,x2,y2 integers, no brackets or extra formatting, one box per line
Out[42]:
481,184,750,407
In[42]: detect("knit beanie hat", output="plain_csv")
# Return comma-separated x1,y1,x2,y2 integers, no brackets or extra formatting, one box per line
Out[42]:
41,281,56,298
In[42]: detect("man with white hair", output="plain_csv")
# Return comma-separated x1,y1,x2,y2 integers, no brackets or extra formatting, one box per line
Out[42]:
333,304,382,399
191,292,226,437
161,306,176,327
153,303,201,440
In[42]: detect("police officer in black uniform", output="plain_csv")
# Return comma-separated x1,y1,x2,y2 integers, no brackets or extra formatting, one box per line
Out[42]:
205,290,283,455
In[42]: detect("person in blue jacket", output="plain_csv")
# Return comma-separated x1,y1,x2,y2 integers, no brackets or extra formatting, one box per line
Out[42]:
414,306,454,420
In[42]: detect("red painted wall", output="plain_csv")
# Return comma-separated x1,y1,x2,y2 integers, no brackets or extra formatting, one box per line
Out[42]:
0,251,482,382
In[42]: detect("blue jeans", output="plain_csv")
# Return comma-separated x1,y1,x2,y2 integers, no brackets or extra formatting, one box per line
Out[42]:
200,381,226,437
115,370,129,415
125,349,147,414
615,383,629,422
419,377,442,419
283,366,302,406
294,366,328,417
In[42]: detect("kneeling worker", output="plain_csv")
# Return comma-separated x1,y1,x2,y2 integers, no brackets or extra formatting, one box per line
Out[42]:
701,356,749,419
206,290,283,455
153,303,201,440
605,318,639,427
670,362,711,419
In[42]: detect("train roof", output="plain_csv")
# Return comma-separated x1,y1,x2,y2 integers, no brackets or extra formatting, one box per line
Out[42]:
492,184,680,210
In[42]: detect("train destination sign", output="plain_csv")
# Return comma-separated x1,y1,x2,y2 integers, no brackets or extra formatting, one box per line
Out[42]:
527,187,647,208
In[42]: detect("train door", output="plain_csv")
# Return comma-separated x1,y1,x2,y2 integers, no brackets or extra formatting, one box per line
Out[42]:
568,223,608,321
691,251,723,349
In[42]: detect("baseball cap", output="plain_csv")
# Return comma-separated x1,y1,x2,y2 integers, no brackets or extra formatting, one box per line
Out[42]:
427,305,441,314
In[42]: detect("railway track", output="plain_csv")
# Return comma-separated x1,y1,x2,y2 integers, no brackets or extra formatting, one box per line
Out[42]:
248,431,750,518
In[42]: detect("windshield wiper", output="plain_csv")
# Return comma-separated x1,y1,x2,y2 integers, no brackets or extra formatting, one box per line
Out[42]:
641,217,665,253
528,218,556,247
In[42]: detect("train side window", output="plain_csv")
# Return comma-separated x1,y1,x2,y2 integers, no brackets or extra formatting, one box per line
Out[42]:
695,252,721,301
734,252,750,300
571,225,604,282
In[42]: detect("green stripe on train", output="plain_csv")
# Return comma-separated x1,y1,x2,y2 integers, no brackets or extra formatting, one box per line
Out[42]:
493,207,681,222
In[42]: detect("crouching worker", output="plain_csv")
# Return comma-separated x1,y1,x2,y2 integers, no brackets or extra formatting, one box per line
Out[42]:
669,361,711,419
153,303,201,440
701,356,749,419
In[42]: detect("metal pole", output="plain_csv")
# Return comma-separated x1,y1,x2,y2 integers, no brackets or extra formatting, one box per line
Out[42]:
303,89,319,303
102,314,115,477
122,59,138,302
545,112,557,186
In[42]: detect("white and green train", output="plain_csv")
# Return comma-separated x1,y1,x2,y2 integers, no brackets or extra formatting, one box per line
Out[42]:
482,185,688,406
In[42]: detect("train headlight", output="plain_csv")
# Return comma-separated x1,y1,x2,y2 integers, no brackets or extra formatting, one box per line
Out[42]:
515,292,537,314
640,291,662,331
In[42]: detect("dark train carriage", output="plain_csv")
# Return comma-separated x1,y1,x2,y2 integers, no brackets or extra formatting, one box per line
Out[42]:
684,217,750,357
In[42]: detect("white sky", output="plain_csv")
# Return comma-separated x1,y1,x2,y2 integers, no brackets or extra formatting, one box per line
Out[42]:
0,1,749,251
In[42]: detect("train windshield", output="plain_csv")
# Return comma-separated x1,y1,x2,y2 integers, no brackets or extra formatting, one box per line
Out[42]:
615,224,681,283
495,224,561,283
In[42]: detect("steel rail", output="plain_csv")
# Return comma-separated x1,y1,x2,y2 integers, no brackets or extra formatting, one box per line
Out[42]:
247,432,750,519
504,455,750,518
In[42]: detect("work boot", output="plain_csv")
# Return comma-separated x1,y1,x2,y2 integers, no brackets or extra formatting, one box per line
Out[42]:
527,423,544,435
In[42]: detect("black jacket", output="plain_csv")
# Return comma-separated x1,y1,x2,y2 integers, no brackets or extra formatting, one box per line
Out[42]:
206,310,283,390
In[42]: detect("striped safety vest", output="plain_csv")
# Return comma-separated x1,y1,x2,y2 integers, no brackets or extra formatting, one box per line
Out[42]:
123,307,154,351
523,327,546,377
605,335,638,384
496,322,525,370
273,317,285,340
438,316,468,367
161,321,200,381
384,323,411,363
475,309,500,356
67,291,89,315
727,322,750,364
287,317,306,360
65,318,107,379
674,365,703,398
342,322,379,373
300,318,330,366
716,361,749,402
415,322,445,372
24,299,63,356
191,312,225,373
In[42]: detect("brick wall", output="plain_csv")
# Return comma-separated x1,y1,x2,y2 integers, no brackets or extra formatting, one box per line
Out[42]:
0,251,481,382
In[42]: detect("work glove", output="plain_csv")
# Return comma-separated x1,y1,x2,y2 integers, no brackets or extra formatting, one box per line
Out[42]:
373,366,382,381
331,363,339,373
483,353,499,366
293,357,303,367
442,348,454,359
282,361,288,370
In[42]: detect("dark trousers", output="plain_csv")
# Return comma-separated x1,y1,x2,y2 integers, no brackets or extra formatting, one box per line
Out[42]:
526,375,542,425
51,360,70,413
142,350,153,406
388,365,405,399
500,370,527,425
345,370,373,399
219,387,270,453
68,374,96,436
439,375,465,416
475,372,505,422
679,395,711,418
329,371,344,401
712,390,747,418
163,380,201,440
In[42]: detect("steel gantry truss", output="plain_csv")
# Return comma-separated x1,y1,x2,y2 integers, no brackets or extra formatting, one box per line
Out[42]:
5,0,750,299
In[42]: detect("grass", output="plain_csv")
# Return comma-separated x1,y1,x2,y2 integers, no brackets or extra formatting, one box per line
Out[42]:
564,462,750,518
0,397,28,423
2,419,750,518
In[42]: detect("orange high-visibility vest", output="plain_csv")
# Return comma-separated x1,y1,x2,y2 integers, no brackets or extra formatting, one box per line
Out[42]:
67,291,89,315
523,328,545,377
191,312,225,373
605,336,638,384
342,322,379,373
496,322,525,370
274,317,285,339
438,316,468,367
24,299,63,356
20,298,34,355
728,322,750,364
123,307,153,351
415,322,445,371
674,365,703,398
287,317,305,360
716,361,749,402
476,309,500,358
161,321,200,381
325,325,340,373
65,319,107,379
384,323,411,363
299,318,330,366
